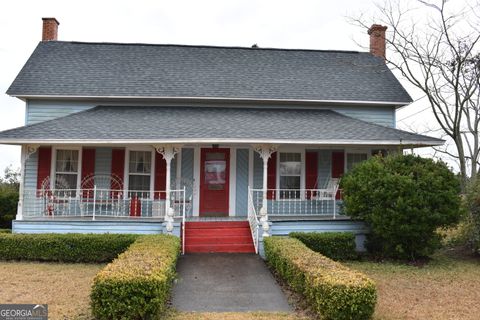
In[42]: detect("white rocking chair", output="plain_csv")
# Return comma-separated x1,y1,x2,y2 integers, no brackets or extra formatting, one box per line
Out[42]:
314,178,340,217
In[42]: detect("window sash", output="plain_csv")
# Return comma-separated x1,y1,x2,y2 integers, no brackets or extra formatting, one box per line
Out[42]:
347,153,368,171
279,152,301,190
54,149,79,192
128,150,153,192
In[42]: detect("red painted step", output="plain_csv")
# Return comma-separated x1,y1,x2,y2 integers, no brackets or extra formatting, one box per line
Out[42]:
184,221,255,253
186,235,253,245
185,228,252,237
185,221,250,228
185,243,255,253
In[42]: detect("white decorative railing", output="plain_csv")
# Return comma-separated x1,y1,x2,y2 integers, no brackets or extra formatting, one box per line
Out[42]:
250,188,340,218
247,187,260,254
22,188,186,219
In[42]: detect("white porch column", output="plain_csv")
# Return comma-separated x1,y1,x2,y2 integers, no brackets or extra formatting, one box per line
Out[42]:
17,145,39,220
154,144,181,234
253,144,278,237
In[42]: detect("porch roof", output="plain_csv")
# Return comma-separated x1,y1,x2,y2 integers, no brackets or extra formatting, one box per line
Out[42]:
0,106,443,146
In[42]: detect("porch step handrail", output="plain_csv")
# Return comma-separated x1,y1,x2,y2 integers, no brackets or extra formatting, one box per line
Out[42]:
182,186,186,255
247,186,260,254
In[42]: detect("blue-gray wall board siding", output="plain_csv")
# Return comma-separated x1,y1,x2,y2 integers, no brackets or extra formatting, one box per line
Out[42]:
24,149,38,190
94,147,112,189
236,149,249,216
13,220,165,234
253,153,263,189
181,148,194,216
271,220,368,251
26,99,396,127
26,100,96,125
333,106,395,127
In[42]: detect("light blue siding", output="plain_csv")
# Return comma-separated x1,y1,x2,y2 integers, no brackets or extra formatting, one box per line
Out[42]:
12,220,182,236
24,150,38,190
253,152,263,189
181,148,194,216
94,147,112,189
26,100,96,125
26,100,396,128
236,149,249,216
317,149,332,188
270,220,368,251
331,106,395,127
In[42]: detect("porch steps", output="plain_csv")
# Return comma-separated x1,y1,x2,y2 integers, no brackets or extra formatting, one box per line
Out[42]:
184,221,255,253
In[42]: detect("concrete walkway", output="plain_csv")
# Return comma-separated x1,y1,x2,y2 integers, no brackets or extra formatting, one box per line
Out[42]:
172,253,292,312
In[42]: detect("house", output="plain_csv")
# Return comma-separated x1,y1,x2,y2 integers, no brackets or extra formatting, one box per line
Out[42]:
0,18,443,254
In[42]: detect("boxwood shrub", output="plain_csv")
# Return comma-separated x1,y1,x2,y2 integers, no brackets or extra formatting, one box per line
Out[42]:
0,233,138,262
91,234,180,319
265,237,376,320
289,231,357,260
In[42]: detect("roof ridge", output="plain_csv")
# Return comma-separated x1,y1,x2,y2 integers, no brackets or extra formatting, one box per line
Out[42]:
46,40,363,54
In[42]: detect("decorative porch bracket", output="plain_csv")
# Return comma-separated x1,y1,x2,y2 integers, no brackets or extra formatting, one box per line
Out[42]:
153,144,182,234
17,145,39,220
253,144,278,237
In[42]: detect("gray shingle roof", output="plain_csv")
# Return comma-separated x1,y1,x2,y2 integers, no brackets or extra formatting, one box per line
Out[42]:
7,41,412,104
0,106,442,146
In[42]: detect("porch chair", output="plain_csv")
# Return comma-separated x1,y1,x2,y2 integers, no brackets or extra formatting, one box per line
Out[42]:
313,178,340,216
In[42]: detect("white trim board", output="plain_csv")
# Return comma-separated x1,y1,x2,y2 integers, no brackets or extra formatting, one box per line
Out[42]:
229,147,236,217
0,138,444,147
192,146,200,217
14,94,410,107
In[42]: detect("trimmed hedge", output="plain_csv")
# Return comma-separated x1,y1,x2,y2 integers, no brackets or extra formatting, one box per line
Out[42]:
0,233,138,262
290,232,357,260
265,237,376,320
91,234,180,319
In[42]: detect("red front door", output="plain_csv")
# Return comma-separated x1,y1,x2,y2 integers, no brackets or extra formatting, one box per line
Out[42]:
200,148,230,217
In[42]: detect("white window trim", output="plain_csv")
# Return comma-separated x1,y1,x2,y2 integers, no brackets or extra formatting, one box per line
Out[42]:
124,146,156,200
51,146,82,193
275,147,305,201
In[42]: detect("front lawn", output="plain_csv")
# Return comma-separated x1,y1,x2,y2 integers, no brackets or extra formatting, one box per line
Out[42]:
346,249,480,320
0,261,103,319
1,249,479,319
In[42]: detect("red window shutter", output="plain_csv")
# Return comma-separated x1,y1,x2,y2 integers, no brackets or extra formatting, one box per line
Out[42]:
331,151,345,199
154,152,167,199
305,151,318,199
111,149,125,192
81,148,96,198
267,152,276,199
81,148,96,183
36,146,52,190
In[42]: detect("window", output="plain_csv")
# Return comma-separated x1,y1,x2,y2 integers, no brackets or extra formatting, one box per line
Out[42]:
55,149,79,190
128,150,152,192
279,152,301,191
346,153,368,171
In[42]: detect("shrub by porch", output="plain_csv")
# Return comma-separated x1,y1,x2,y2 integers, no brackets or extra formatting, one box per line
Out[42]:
91,234,180,319
264,237,376,320
0,233,138,262
289,231,357,260
341,154,462,260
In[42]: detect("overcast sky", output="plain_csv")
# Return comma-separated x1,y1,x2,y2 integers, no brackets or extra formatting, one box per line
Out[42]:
0,0,444,172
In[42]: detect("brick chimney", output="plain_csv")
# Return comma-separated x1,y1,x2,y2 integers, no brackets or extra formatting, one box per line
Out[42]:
368,24,387,60
42,18,59,41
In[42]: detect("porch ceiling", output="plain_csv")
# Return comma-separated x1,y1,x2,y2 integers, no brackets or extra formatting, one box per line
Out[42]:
0,106,443,147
